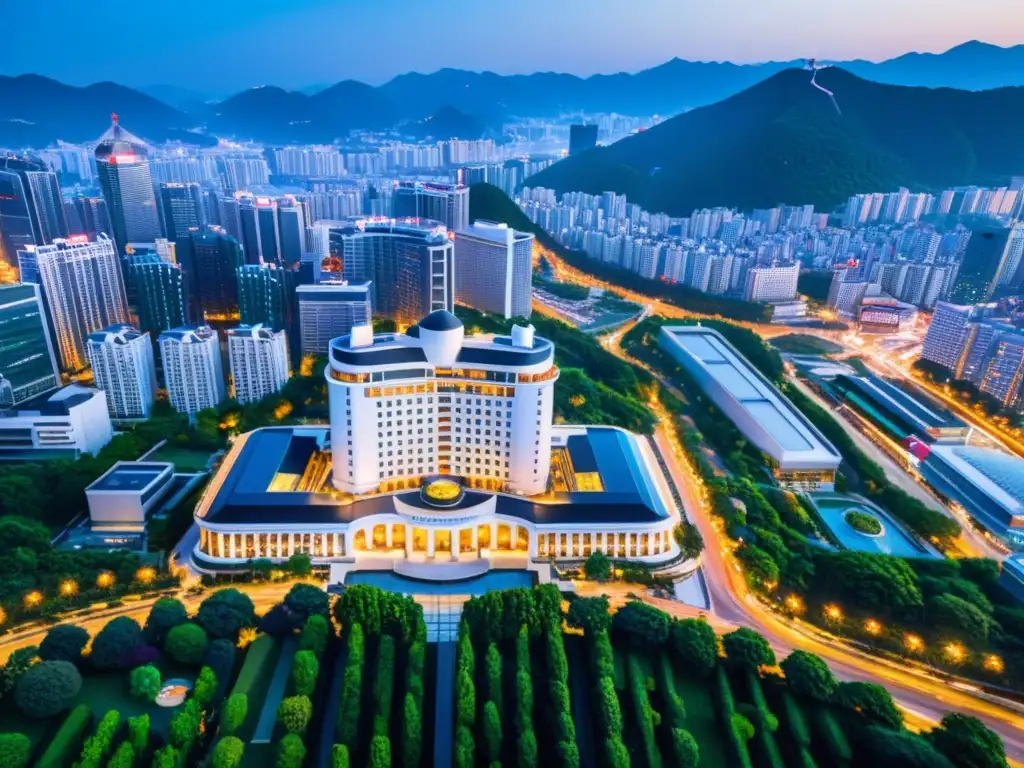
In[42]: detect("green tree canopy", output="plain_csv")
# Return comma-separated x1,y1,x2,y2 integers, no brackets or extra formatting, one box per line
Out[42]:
566,596,612,635
129,664,162,702
197,589,256,640
834,682,903,730
284,583,330,621
38,624,90,665
928,713,1009,768
0,732,31,768
144,597,189,645
583,551,612,582
722,627,775,671
670,618,719,678
164,623,210,666
780,651,837,702
14,660,82,718
91,617,144,671
612,600,671,647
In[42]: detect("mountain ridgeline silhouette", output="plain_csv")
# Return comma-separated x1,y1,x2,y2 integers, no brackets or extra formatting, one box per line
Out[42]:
526,67,1024,215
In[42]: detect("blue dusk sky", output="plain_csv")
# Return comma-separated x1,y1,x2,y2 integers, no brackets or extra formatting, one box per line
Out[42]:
3,0,1022,93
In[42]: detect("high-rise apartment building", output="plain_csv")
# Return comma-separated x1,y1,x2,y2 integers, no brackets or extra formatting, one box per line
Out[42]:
454,221,533,319
0,283,60,407
159,183,205,242
227,324,290,405
238,195,283,265
0,154,68,268
743,264,799,303
123,253,187,338
17,234,129,371
237,263,296,333
392,182,469,232
980,336,1024,409
277,197,306,265
568,124,599,156
158,325,225,414
297,281,373,355
175,228,243,322
947,227,1015,305
95,117,163,254
315,218,454,326
86,324,157,419
921,302,974,372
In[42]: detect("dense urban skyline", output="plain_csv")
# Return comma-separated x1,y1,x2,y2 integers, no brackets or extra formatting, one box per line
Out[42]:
4,0,1023,92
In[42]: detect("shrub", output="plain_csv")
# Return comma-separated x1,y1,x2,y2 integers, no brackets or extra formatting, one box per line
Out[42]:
332,744,350,768
36,703,91,768
519,728,538,768
76,709,120,768
151,746,179,768
928,713,1009,768
454,725,474,768
779,691,811,747
657,654,686,728
129,664,162,702
722,627,775,671
612,600,671,647
144,597,189,645
373,635,396,734
222,693,248,735
194,666,218,707
165,622,210,666
566,596,611,635
90,616,144,671
212,736,245,768
14,660,82,717
455,669,475,729
715,665,754,768
483,700,502,763
583,550,612,581
278,695,312,734
592,630,615,679
815,708,853,765
169,700,201,749
558,739,581,768
39,625,90,665
747,670,785,768
0,733,31,768
107,741,134,768
276,733,307,768
128,713,150,754
546,627,570,683
299,614,330,658
670,617,718,678
781,651,837,702
605,737,630,768
291,649,319,698
402,692,422,768
596,675,622,738
627,655,662,768
285,583,331,621
456,623,475,677
485,643,502,716
833,682,903,730
369,734,391,768
671,728,700,768
337,624,365,747
196,589,256,640
516,670,533,732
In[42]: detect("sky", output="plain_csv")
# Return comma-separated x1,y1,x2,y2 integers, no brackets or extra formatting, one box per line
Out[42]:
3,0,1022,94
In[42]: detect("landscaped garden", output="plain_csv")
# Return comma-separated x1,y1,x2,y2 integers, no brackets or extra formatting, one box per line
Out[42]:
144,444,214,473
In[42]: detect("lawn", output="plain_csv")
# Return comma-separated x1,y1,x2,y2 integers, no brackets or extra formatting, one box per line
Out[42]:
770,334,844,356
146,444,213,473
71,664,197,740
228,634,284,742
673,668,732,767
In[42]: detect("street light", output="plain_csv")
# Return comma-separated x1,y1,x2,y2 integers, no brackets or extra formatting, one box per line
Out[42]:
135,567,156,585
945,642,966,664
60,579,78,597
784,594,804,614
23,591,42,608
96,572,115,589
864,619,882,636
984,654,1005,674
904,634,924,653
823,604,843,622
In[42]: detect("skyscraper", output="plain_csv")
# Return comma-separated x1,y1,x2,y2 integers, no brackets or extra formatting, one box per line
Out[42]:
297,281,373,355
64,195,111,241
314,218,454,326
277,197,306,265
237,263,296,335
0,283,60,407
18,234,130,371
95,116,162,254
454,221,533,319
568,124,598,156
86,324,157,419
175,228,243,322
237,195,283,265
948,227,1015,305
227,324,290,405
159,325,225,414
123,253,187,338
921,302,973,372
392,182,469,232
159,182,205,242
0,153,69,268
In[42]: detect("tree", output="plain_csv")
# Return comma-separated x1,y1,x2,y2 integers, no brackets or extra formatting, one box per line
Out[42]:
287,553,312,577
834,682,903,730
144,597,189,645
38,624,90,665
129,664,162,702
567,596,611,635
222,693,248,735
780,651,837,702
483,700,502,763
0,646,38,698
670,618,718,678
737,543,780,587
722,627,775,671
612,600,671,647
169,700,202,749
152,746,180,768
605,737,631,768
212,736,245,768
402,692,422,768
299,614,330,657
455,725,475,768
14,660,81,718
290,650,319,697
204,639,236,701
670,728,700,768
276,733,307,768
164,623,210,666
332,744,350,768
958,559,1001,589
456,669,475,728
369,735,391,768
128,713,150,754
675,522,705,560
584,551,612,582
194,666,218,707
285,583,330,621
817,551,923,614
928,713,1009,768
278,695,312,734
0,733,31,768
91,616,144,671
863,726,956,768
197,589,256,640
929,594,994,645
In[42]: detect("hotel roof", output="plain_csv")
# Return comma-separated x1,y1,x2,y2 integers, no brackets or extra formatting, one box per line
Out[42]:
199,426,670,527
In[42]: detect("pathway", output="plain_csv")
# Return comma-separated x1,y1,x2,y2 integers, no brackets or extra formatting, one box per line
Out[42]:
317,640,348,768
433,641,456,768
253,635,298,743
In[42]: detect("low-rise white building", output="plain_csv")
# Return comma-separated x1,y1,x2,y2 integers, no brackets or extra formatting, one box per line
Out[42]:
0,384,113,461
86,461,175,526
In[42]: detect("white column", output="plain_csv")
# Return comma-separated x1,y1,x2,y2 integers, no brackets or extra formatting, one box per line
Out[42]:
229,534,237,559
288,533,296,556
491,523,498,551
386,525,393,549
405,525,413,557
471,526,479,551
528,530,538,558
216,533,225,559
452,529,461,562
427,529,435,558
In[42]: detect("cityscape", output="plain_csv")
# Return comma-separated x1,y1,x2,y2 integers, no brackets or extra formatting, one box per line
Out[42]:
1,5,1024,768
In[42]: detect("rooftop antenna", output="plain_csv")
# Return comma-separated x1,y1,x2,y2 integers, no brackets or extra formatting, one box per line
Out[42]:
806,59,842,115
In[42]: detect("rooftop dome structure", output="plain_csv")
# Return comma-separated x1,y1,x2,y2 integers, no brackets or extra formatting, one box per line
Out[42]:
418,309,462,332
94,114,150,162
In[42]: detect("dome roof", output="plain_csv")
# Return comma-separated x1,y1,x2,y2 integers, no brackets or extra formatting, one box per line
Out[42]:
94,116,150,161
418,309,462,332
951,446,1024,504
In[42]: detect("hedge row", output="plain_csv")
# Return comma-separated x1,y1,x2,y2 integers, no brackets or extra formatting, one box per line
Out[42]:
589,629,628,766
402,639,425,767
485,642,502,718
373,635,396,737
230,633,279,699
454,624,476,768
658,654,700,767
75,709,120,768
715,666,754,768
337,623,366,749
544,625,579,768
814,708,853,767
626,654,663,768
778,691,818,768
515,625,538,768
37,703,92,768
746,670,785,768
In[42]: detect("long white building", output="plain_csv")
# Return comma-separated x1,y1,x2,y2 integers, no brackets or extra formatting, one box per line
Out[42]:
743,264,799,303
228,324,290,405
0,384,113,461
17,234,129,371
86,324,157,419
159,325,225,414
454,221,534,319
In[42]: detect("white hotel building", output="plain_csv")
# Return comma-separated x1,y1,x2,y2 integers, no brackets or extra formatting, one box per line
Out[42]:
193,310,682,571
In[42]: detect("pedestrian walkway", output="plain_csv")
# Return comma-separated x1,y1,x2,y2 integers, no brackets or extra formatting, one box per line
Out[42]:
253,635,298,743
433,641,456,768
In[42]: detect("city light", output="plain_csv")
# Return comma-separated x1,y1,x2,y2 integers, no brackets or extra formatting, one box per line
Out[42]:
984,654,1005,674
0,607,6,626
24,591,43,608
784,594,804,614
60,579,78,597
96,572,115,589
904,633,924,652
863,619,882,636
237,627,258,649
823,603,843,622
135,567,156,584
945,642,966,664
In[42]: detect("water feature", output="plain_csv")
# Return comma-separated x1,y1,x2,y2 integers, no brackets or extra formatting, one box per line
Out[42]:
810,494,931,558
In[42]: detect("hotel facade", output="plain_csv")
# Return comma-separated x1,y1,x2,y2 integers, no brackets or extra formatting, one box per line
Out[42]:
193,311,682,571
